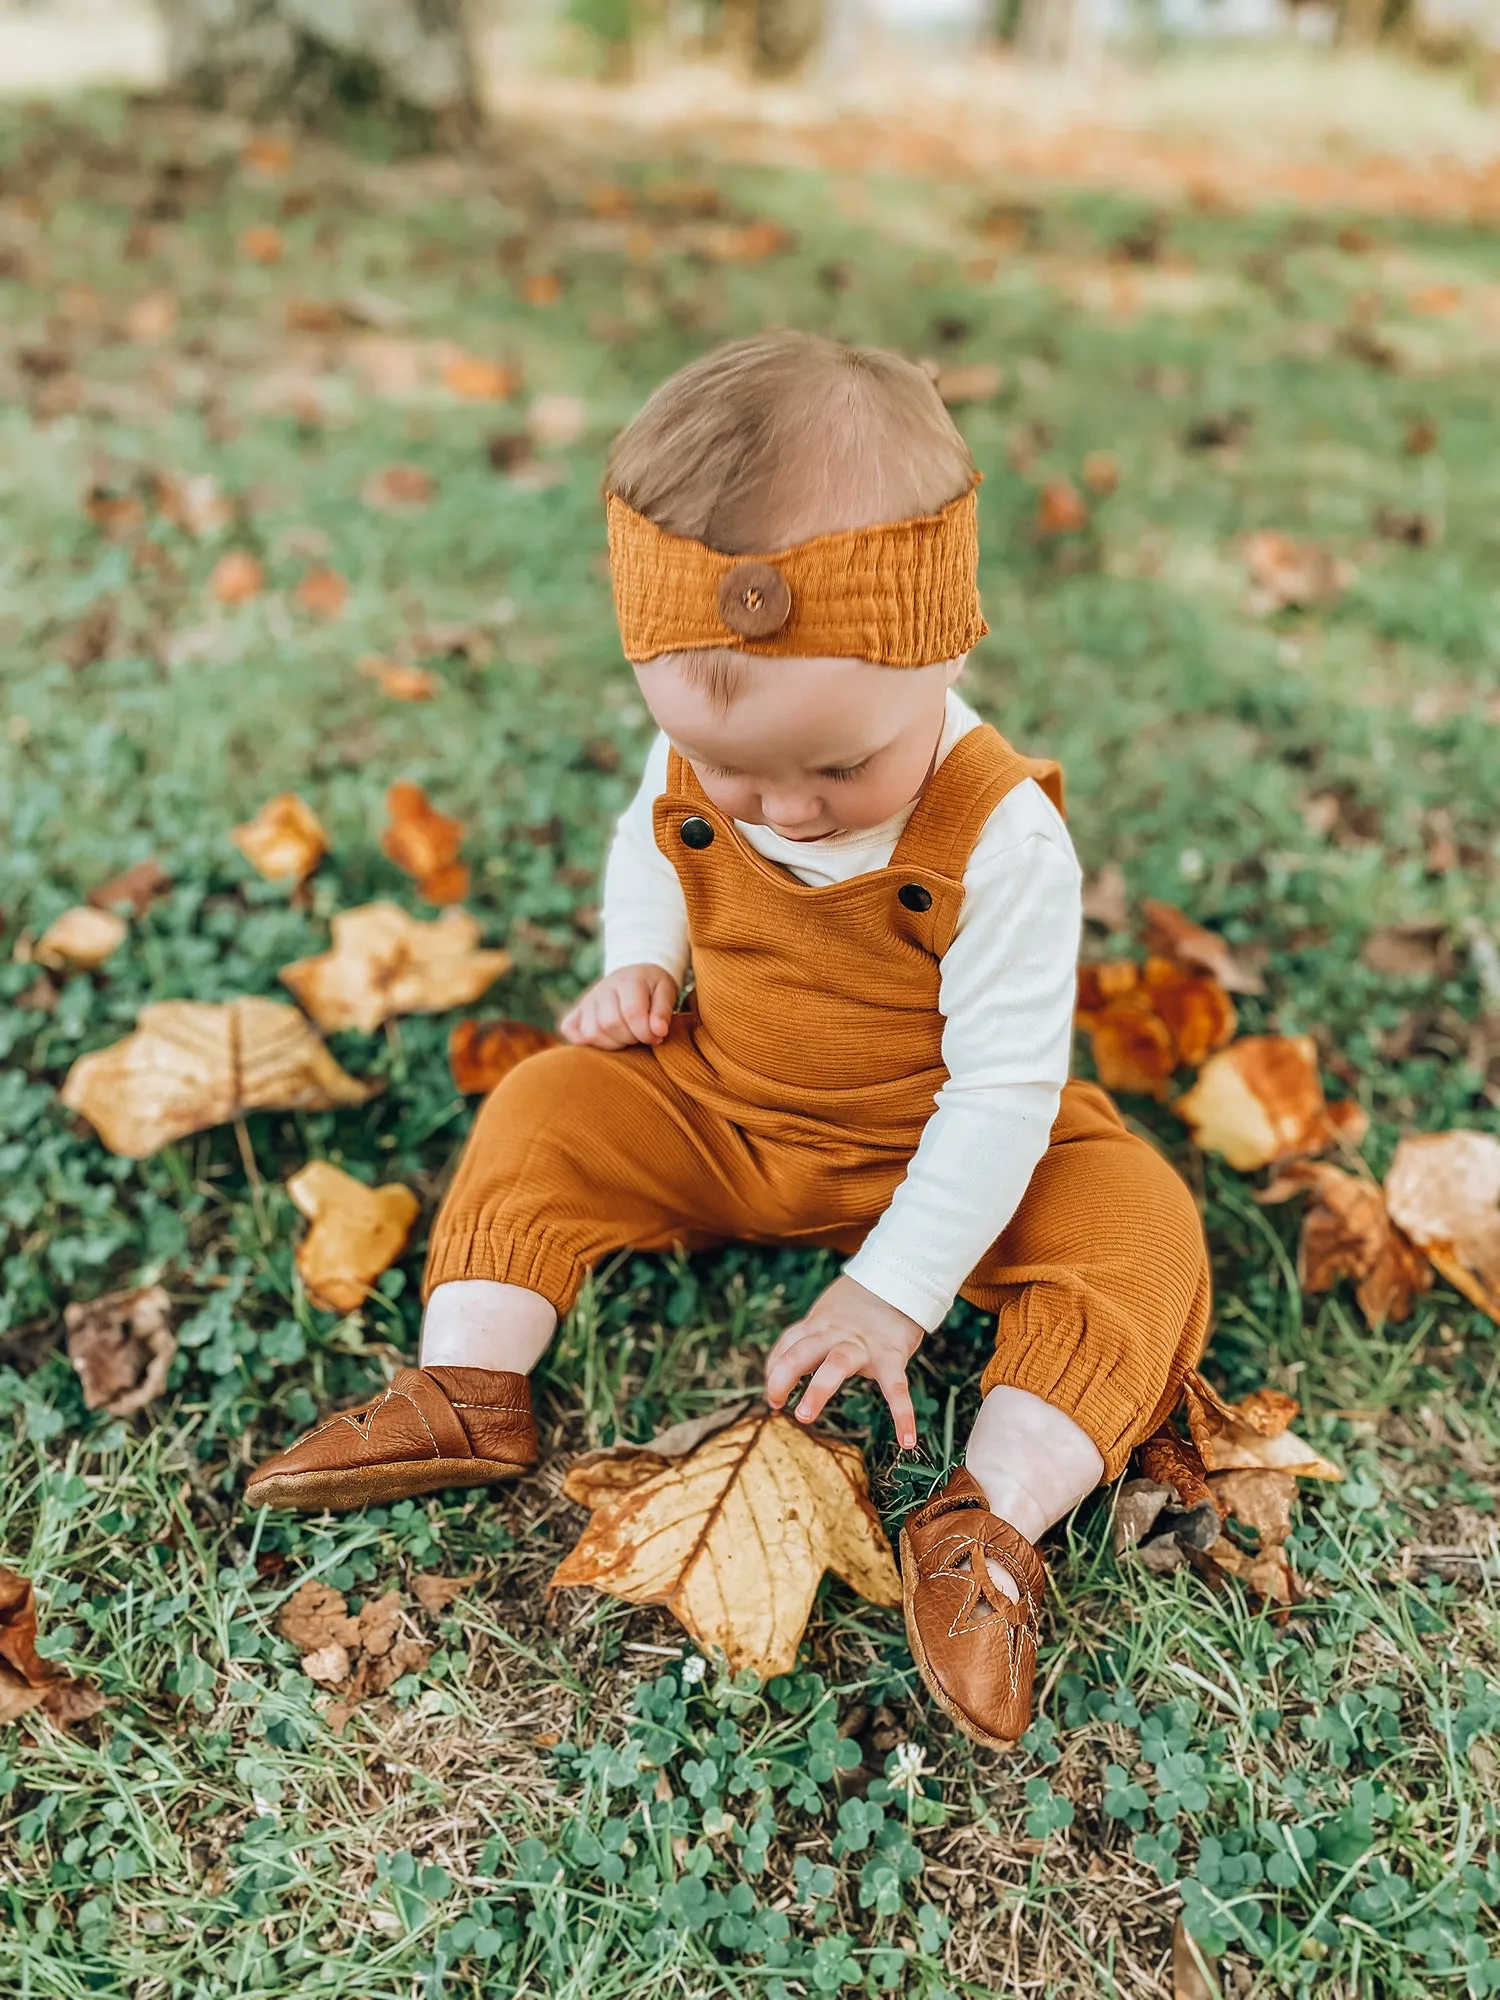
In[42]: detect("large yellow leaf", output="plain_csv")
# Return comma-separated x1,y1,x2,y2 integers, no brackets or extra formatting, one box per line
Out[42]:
287,1161,421,1313
1385,1130,1500,1324
279,902,511,1034
552,1409,901,1680
61,997,378,1158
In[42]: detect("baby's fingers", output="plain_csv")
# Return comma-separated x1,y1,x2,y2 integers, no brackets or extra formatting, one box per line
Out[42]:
764,1326,826,1408
793,1346,861,1427
877,1364,918,1452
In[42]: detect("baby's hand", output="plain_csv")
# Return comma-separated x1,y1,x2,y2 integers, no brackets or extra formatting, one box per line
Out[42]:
765,1275,922,1450
559,964,678,1050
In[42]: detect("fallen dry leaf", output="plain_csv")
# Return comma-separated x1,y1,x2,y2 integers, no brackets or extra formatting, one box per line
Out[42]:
381,782,468,904
1076,958,1236,1097
1385,1130,1500,1323
239,224,284,264
295,567,347,620
1,1568,105,1728
1175,1035,1364,1171
1114,1428,1220,1573
360,656,441,701
934,361,1005,406
156,471,233,538
528,394,587,447
1259,1160,1431,1327
1140,899,1265,996
519,270,563,304
361,463,436,511
1244,529,1354,611
1173,1912,1219,2000
276,1578,431,1715
442,354,520,401
281,902,511,1034
90,856,171,916
61,997,378,1158
287,1161,421,1314
411,1573,477,1615
1362,922,1449,980
209,550,264,605
64,1284,175,1416
33,906,126,972
1182,1371,1341,1480
232,792,328,886
552,1408,900,1680
449,1018,561,1093
123,290,177,341
1036,478,1089,535
1081,449,1121,495
243,133,294,177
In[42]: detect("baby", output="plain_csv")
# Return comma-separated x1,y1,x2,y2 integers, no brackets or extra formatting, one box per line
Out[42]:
248,332,1211,1747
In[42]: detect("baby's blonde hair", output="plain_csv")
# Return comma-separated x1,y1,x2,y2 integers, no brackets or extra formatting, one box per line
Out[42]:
605,331,976,706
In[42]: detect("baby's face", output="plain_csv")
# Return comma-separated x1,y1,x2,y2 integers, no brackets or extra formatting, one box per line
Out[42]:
637,654,963,840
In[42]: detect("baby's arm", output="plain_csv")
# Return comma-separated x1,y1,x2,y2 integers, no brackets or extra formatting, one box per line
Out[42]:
768,782,1082,1431
560,733,689,1050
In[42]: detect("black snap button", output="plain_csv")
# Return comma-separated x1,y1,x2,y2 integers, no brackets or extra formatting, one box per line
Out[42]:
680,816,715,850
898,882,932,913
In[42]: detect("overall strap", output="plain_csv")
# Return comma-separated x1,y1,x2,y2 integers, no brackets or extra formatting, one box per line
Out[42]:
891,724,1065,881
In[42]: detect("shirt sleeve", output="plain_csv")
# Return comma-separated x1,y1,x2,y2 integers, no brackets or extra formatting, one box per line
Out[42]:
601,732,691,984
842,780,1083,1332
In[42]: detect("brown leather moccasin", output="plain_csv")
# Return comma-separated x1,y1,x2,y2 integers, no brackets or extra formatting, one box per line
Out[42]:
899,1467,1047,1750
244,1366,538,1513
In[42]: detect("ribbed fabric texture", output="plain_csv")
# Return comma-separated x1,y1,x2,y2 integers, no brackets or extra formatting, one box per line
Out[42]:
424,726,1210,1480
606,487,988,667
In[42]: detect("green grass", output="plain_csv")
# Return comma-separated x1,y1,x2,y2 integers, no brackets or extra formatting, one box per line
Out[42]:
1,91,1499,2000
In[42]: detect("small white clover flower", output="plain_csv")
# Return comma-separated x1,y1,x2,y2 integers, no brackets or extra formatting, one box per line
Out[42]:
890,1741,928,1793
680,1654,707,1685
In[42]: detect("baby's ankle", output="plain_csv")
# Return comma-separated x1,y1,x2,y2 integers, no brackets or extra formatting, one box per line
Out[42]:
418,1279,558,1375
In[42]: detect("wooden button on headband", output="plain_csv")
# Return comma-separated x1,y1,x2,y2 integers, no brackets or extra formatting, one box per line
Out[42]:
605,485,988,668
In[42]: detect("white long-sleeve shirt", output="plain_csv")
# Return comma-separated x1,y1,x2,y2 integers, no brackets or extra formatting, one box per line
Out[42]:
602,690,1083,1332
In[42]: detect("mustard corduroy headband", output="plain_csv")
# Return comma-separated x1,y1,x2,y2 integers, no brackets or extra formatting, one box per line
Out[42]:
605,485,988,667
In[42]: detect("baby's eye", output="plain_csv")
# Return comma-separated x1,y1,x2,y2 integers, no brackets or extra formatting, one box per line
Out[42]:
820,759,872,782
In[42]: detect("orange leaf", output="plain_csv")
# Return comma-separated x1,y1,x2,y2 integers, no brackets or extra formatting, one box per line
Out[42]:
209,551,264,605
1410,283,1460,317
1139,899,1264,995
1142,959,1238,1067
449,1018,561,1093
239,224,285,265
1076,961,1142,1011
243,135,294,178
1175,1035,1345,1171
443,355,520,401
287,1161,421,1314
1036,479,1088,535
1385,1131,1500,1324
1080,999,1177,1099
1243,530,1353,611
361,463,436,511
295,567,347,620
1259,1160,1431,1329
520,272,562,306
280,903,510,1034
382,782,464,893
232,792,328,885
360,657,441,702
1182,1372,1341,1479
1,1567,106,1728
1081,450,1120,495
33,906,127,971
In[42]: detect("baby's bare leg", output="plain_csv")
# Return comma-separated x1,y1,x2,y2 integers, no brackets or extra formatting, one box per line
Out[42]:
964,1386,1104,1601
420,1280,558,1374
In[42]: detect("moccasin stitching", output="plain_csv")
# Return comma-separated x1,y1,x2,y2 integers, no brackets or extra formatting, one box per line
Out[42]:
390,1387,448,1460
